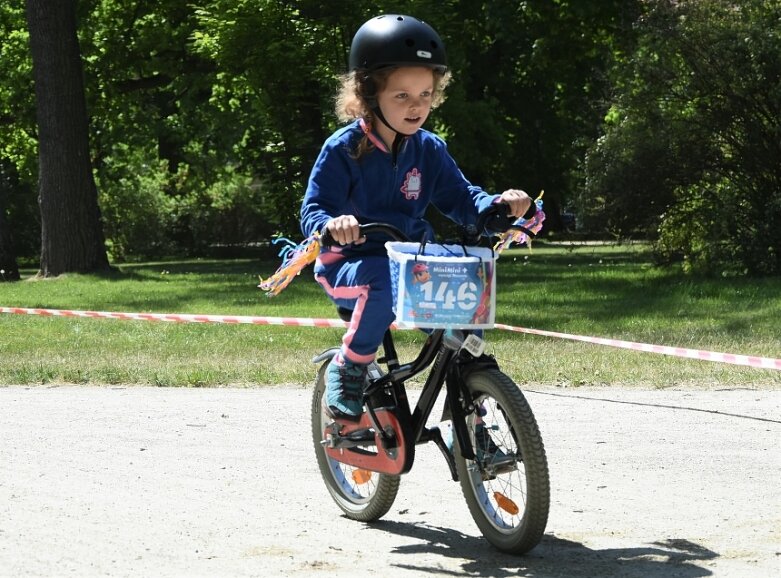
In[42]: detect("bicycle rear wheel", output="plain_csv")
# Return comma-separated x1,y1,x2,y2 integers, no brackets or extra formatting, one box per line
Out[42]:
311,360,400,522
454,368,550,554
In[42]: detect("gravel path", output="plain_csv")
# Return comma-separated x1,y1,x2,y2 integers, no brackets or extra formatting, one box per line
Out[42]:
1,385,779,577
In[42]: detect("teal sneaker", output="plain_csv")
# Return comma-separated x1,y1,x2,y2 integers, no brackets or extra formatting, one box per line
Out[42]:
324,356,367,420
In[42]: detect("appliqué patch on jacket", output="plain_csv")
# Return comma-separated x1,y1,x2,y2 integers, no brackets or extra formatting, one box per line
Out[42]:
401,168,422,200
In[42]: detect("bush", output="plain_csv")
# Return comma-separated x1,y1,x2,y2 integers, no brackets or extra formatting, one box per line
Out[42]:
96,146,175,261
96,145,283,260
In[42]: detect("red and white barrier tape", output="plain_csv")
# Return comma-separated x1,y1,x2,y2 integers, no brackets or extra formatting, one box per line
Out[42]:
0,306,350,328
495,323,781,370
2,306,779,371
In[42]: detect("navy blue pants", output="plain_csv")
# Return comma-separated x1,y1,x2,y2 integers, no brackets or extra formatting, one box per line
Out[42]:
314,254,396,365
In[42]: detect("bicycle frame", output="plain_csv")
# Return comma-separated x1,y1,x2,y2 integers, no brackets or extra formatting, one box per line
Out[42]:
320,322,498,480
313,201,550,554
318,201,535,478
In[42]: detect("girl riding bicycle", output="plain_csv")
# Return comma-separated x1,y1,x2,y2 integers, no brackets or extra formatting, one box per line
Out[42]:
300,14,532,420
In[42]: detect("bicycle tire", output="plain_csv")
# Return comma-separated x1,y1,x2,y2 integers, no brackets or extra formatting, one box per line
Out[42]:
453,367,550,554
311,360,400,522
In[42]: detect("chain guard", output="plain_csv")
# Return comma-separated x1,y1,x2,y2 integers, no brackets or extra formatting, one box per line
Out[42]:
323,408,412,475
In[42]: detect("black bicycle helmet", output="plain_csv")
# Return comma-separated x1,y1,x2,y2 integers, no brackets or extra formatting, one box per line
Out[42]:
349,14,447,73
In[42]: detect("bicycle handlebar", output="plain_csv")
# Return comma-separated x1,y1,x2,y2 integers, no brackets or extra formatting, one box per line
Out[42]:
320,223,410,247
320,200,538,248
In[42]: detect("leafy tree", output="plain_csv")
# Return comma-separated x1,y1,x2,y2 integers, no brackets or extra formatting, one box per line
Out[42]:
582,0,780,275
78,0,229,257
434,0,641,230
79,0,353,255
191,0,346,235
1,0,681,263
0,2,38,262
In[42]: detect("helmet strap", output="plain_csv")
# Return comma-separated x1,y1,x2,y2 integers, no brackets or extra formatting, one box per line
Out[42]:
372,105,415,138
367,106,408,165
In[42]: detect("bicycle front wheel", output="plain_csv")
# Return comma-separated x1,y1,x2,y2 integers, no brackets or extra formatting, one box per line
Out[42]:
454,368,550,554
310,360,400,522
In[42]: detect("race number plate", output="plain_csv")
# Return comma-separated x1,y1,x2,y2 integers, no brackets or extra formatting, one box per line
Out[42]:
387,242,496,329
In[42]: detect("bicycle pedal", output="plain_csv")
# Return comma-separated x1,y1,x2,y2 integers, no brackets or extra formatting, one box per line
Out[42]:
343,428,375,442
322,423,375,449
481,454,519,479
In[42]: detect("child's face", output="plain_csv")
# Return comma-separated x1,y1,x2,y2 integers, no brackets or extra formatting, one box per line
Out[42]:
376,66,435,137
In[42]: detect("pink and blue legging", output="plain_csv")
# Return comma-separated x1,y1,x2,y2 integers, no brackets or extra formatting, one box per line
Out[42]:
314,254,396,365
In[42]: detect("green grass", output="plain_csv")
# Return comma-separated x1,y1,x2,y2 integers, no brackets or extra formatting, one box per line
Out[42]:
0,243,779,388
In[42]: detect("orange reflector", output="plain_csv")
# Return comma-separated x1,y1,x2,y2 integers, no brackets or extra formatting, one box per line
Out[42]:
352,469,372,485
493,492,519,515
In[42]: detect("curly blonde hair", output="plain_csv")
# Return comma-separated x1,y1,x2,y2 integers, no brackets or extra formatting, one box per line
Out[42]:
335,67,451,158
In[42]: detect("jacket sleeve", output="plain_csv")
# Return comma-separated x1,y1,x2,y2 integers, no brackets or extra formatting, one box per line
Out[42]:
300,140,354,238
428,138,498,227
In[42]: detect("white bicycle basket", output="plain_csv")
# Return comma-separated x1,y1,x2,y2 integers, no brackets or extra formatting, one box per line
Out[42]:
386,241,496,329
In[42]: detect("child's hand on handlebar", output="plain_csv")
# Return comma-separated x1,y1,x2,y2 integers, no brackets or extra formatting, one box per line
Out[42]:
498,189,532,218
325,215,366,246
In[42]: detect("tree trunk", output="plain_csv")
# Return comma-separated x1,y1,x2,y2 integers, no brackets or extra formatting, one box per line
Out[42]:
26,0,110,276
0,187,21,281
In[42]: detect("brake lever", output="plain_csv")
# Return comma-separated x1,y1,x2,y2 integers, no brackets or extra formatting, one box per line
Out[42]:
479,203,513,236
479,201,538,237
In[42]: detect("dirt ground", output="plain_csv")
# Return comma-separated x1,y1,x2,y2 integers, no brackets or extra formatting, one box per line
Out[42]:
1,385,779,578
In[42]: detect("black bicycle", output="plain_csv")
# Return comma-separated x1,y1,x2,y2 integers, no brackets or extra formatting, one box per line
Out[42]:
310,203,550,554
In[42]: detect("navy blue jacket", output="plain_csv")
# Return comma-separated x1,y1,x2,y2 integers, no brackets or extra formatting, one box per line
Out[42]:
301,120,498,256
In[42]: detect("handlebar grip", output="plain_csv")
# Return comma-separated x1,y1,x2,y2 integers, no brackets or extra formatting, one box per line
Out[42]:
319,222,410,247
522,199,537,220
319,228,336,247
